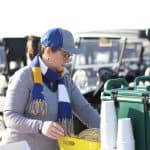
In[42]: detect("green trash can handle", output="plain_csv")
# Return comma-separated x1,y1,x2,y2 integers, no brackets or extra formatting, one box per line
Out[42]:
134,76,150,86
104,78,128,91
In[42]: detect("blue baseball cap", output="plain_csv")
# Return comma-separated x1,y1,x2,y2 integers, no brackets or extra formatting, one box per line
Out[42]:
41,28,80,54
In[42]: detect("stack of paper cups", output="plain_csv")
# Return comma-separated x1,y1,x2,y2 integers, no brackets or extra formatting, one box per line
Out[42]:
101,101,117,150
117,118,135,150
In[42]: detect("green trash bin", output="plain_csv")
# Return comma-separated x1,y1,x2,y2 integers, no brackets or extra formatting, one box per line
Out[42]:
117,89,148,150
134,75,150,91
101,77,150,150
101,78,128,101
133,76,150,150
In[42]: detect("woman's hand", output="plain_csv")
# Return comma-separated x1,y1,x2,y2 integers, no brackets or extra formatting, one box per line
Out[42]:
41,121,65,139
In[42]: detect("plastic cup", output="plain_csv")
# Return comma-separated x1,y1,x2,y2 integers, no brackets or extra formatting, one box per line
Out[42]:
101,101,117,123
101,123,117,149
117,141,135,150
117,118,134,142
101,101,117,150
117,118,135,150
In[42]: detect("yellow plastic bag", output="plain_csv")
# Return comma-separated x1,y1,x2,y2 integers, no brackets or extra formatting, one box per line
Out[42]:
58,136,100,150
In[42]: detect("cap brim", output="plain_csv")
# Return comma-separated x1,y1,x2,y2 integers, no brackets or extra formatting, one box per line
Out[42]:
62,47,81,54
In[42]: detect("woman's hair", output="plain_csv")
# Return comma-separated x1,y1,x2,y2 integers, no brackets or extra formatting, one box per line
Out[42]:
26,36,40,60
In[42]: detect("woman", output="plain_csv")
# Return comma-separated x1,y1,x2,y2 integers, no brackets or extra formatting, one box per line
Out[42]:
26,35,40,64
2,28,100,150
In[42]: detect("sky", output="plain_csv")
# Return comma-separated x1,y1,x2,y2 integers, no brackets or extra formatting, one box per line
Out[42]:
0,0,150,38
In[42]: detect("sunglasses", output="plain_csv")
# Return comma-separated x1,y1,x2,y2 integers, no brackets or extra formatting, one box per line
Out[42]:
61,50,72,60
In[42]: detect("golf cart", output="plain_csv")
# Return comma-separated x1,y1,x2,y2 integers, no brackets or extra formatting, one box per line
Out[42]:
72,30,150,133
0,37,27,96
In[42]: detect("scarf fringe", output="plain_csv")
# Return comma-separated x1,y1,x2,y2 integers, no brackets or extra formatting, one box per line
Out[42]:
28,99,48,116
57,118,74,136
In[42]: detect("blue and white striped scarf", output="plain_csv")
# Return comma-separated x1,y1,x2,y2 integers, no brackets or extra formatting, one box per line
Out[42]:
29,56,72,126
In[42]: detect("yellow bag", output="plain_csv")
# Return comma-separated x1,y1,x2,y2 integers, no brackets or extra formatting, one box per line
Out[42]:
58,136,100,150
58,128,100,150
